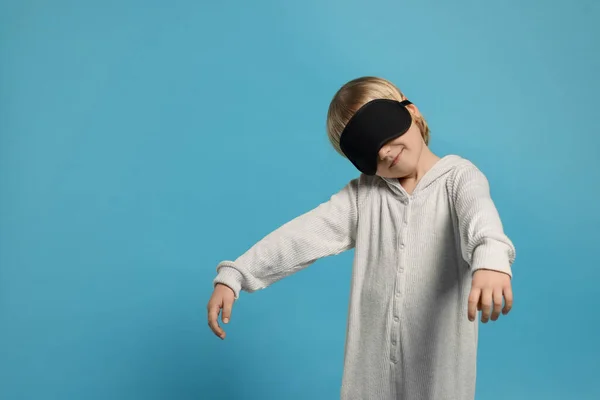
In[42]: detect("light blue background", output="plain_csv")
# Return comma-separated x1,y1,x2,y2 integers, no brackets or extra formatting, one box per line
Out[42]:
1,1,598,399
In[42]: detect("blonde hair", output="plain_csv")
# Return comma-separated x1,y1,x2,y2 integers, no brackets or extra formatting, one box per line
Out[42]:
326,76,430,157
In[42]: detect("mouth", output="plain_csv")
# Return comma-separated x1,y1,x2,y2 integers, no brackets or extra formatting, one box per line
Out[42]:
389,148,403,168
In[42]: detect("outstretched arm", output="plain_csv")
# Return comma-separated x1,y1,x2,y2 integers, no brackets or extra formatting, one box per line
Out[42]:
213,179,360,299
452,164,516,323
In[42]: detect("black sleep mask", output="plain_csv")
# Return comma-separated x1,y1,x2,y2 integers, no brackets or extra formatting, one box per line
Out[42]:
339,99,413,175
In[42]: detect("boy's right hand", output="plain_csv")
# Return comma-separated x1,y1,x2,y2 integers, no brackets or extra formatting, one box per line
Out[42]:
207,283,235,340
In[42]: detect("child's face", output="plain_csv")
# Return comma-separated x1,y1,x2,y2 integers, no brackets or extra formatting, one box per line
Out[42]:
375,120,424,178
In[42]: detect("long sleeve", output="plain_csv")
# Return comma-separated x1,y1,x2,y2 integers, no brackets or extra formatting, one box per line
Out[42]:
451,164,516,277
213,179,360,298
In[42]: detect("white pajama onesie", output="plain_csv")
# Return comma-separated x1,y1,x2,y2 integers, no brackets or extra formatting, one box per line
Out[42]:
213,155,516,400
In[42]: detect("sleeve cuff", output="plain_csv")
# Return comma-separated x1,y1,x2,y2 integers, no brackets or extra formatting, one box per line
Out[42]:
213,263,244,299
471,240,513,278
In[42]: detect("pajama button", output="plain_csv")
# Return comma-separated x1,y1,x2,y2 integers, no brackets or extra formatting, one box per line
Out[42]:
394,316,399,322
400,244,405,250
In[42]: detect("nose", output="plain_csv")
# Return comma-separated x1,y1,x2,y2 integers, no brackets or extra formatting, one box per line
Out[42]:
378,145,391,160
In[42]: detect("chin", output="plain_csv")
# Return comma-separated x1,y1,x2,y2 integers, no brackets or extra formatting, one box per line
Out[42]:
378,168,407,179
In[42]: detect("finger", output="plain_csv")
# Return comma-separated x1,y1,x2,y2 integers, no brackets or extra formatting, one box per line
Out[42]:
491,289,503,321
468,287,480,322
480,289,493,323
222,298,233,324
208,302,225,339
503,285,513,315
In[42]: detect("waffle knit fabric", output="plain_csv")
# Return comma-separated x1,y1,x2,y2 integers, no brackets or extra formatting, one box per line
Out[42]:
213,155,516,400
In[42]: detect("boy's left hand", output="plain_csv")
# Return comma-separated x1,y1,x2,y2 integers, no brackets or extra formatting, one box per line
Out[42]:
468,269,513,323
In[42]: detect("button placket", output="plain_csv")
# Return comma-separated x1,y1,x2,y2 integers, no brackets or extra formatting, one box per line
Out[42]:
391,198,409,365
